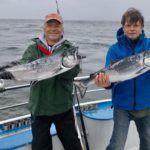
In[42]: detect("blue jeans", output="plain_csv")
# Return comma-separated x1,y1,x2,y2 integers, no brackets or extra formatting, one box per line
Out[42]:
106,108,150,150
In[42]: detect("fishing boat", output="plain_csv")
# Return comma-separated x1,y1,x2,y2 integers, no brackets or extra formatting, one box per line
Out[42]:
0,77,139,150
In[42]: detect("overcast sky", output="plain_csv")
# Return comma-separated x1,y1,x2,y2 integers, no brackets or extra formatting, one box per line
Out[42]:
0,0,149,21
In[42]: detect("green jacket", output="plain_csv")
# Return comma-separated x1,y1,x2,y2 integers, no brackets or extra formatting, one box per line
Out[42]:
21,39,80,116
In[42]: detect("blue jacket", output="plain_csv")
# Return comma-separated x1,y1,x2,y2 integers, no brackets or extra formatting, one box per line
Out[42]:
106,27,150,111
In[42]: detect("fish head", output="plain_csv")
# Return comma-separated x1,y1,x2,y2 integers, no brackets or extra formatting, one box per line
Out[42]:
61,47,79,68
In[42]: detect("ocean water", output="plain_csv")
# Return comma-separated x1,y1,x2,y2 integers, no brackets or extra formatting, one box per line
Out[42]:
0,19,150,120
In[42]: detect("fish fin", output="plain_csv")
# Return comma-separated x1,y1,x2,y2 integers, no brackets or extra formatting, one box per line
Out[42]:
77,54,86,59
136,67,147,74
110,59,121,65
73,80,88,99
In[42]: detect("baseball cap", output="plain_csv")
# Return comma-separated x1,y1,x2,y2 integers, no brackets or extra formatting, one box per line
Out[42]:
44,13,63,24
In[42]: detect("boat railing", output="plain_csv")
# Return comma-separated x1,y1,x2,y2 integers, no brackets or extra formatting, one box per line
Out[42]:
0,99,111,134
0,88,106,111
0,76,110,133
0,76,109,111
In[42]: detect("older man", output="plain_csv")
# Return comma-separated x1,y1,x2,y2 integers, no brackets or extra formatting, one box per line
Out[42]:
0,13,82,150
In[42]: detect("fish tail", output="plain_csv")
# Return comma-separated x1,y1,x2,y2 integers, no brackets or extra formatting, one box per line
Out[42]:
73,80,88,99
0,79,5,89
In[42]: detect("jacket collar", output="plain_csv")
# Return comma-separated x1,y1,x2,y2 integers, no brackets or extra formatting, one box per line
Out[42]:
39,33,65,51
116,27,145,45
33,34,65,55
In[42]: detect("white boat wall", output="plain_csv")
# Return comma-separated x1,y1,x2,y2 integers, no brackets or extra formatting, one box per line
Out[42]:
0,99,139,150
78,100,139,150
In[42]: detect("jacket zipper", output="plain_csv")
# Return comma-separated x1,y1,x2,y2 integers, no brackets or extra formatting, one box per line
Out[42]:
133,78,136,110
132,47,136,111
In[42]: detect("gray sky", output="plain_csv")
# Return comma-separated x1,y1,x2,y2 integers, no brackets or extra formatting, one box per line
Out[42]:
0,0,150,21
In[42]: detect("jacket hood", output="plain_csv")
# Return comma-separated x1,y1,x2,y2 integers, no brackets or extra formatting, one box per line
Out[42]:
116,27,124,40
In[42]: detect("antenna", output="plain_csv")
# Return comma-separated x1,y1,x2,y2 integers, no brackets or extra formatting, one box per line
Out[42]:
55,0,60,14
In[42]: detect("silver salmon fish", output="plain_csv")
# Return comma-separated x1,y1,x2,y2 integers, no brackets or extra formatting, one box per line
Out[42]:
0,47,81,81
74,50,150,98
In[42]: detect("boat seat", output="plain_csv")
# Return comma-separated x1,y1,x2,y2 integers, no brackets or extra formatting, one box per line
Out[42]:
82,101,113,120
0,123,57,150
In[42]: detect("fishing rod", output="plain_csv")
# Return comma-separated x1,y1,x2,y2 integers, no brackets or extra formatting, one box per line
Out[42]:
55,0,60,14
74,86,90,150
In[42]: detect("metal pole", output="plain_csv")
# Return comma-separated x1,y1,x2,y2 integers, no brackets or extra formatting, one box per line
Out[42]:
0,84,30,93
55,0,60,14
